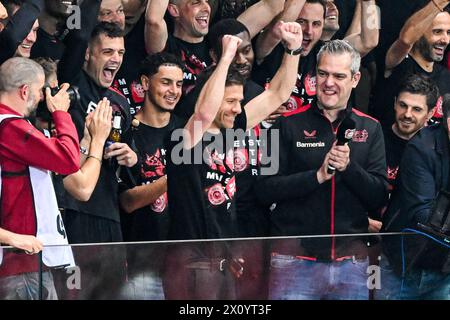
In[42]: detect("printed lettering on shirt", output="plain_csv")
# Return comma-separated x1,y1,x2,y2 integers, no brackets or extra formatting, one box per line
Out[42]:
181,50,208,95
296,141,326,148
86,101,97,114
233,127,262,174
204,148,236,207
284,72,317,111
113,78,144,115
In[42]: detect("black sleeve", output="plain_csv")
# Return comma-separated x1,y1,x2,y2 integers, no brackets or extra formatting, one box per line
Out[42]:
251,43,283,87
58,0,102,84
233,109,247,131
255,118,321,206
0,0,44,64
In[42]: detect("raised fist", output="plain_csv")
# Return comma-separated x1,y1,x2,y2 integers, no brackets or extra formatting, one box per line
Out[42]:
278,21,303,51
221,34,243,62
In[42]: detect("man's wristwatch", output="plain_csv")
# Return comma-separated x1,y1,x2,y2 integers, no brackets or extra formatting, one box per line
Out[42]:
285,46,304,56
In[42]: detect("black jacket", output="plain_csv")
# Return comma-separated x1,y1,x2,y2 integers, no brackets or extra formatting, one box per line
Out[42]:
383,124,450,273
257,103,388,260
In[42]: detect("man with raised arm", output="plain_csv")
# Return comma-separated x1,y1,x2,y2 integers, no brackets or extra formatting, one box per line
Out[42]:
163,22,302,299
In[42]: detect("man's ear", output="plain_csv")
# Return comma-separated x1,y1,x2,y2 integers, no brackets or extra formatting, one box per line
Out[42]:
85,46,90,63
141,75,150,91
19,84,29,101
352,71,361,88
167,3,180,18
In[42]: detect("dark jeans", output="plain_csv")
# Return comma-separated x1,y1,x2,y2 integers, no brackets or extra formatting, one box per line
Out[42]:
162,243,237,300
269,253,370,300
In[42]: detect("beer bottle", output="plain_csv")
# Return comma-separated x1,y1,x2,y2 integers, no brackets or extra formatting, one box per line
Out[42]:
109,111,121,144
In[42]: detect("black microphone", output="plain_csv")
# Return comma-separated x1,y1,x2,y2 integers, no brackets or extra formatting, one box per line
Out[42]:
327,116,356,174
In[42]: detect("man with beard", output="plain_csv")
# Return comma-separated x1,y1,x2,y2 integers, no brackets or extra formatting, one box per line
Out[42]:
118,52,184,300
206,18,270,300
145,0,283,114
371,0,450,128
0,0,43,63
98,0,125,30
59,21,137,242
369,74,438,230
254,0,378,114
377,95,450,300
56,22,137,299
163,22,302,299
254,0,327,112
0,57,78,299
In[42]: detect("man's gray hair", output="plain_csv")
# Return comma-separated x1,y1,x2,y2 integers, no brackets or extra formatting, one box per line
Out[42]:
0,57,44,93
317,40,361,75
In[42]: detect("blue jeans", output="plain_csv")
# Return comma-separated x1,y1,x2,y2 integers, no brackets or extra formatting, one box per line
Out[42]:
269,254,369,300
120,270,165,300
0,271,57,300
374,255,450,300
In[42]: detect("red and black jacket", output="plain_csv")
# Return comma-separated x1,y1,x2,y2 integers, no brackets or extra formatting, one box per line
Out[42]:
256,102,388,261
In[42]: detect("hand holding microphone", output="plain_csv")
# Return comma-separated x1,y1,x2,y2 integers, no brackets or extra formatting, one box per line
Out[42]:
327,116,355,174
317,116,355,184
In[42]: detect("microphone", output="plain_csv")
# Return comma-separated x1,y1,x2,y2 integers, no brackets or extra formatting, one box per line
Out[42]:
327,116,356,174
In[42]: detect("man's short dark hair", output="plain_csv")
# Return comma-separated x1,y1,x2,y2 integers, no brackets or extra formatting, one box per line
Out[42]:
207,19,250,57
90,21,124,43
306,0,327,18
197,65,245,90
397,74,440,112
139,52,184,78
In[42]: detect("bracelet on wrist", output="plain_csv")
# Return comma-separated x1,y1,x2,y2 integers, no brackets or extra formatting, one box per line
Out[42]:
87,154,102,163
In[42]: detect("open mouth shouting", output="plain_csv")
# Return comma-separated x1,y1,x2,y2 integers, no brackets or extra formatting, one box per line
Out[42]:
102,64,119,84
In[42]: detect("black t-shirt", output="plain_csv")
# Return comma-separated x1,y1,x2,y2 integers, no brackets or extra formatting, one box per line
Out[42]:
113,16,148,116
64,70,132,223
234,80,270,237
383,126,408,194
165,34,212,98
31,28,65,60
370,125,409,221
172,79,269,237
120,115,184,241
253,42,322,111
166,111,247,240
371,56,450,128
